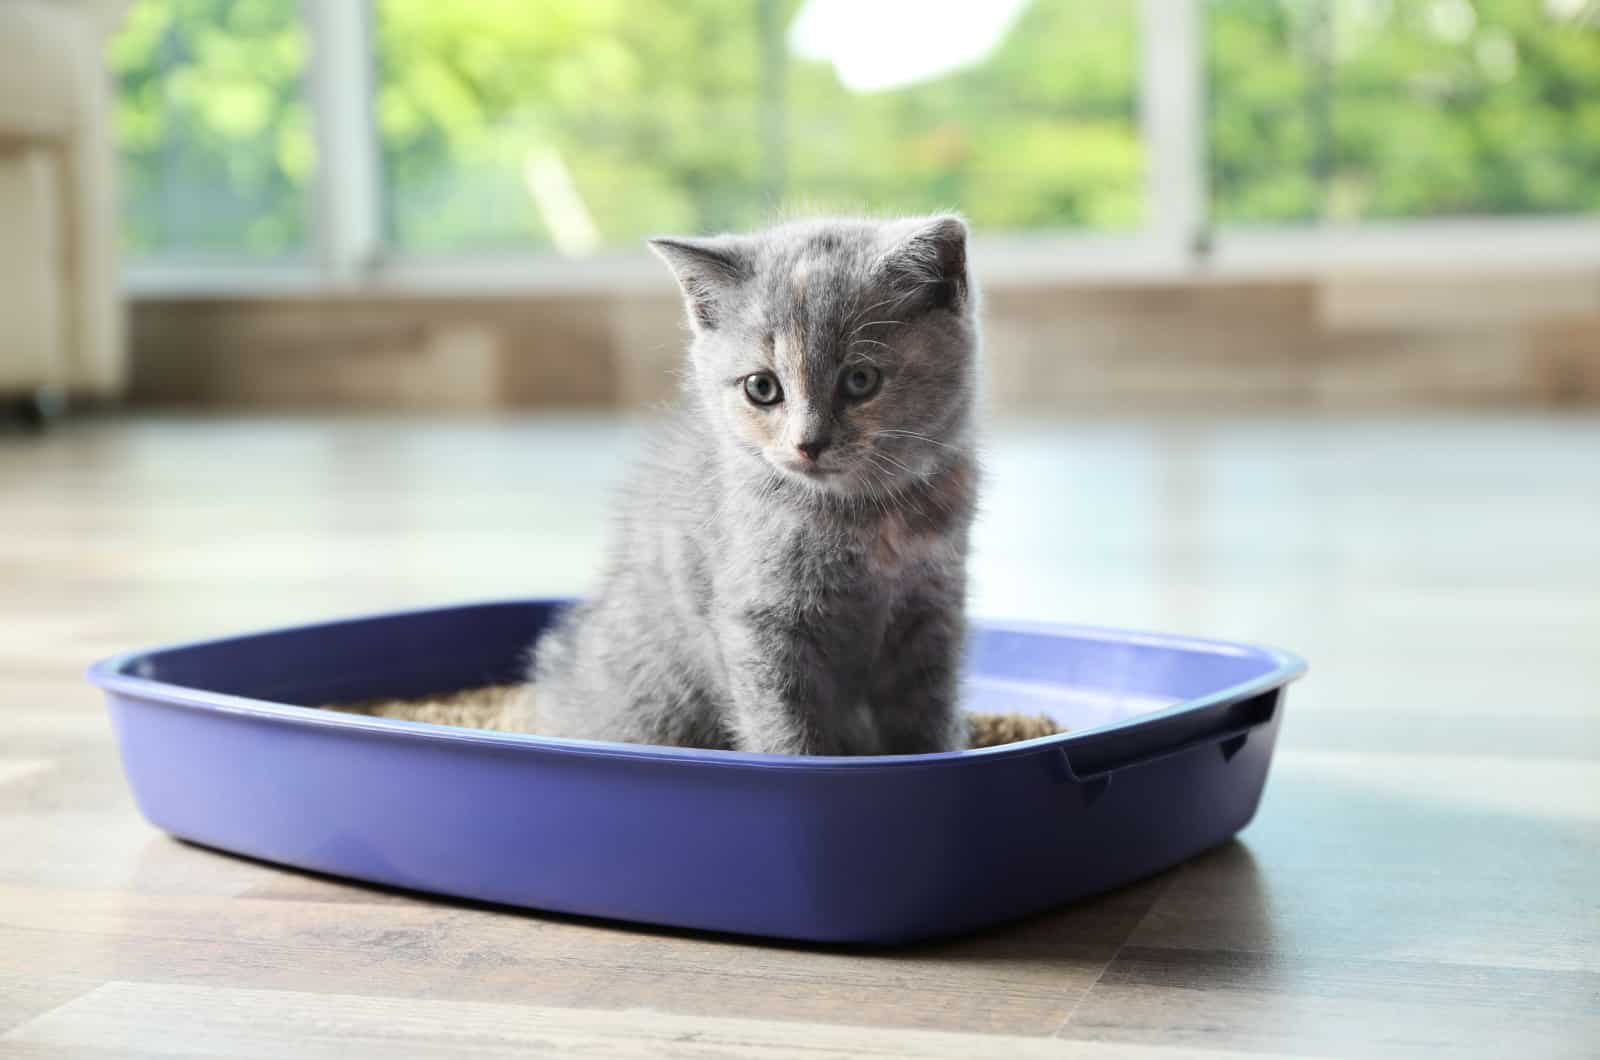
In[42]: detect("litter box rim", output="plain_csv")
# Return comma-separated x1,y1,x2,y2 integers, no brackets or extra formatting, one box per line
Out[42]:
86,598,1306,772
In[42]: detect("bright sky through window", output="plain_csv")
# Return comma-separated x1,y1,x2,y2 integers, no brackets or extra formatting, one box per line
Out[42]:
788,0,1029,92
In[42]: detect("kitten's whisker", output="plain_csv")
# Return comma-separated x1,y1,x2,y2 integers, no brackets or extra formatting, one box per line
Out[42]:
851,295,899,322
850,339,890,352
847,296,895,325
872,429,959,452
872,451,953,521
847,319,903,339
866,477,891,522
873,451,920,479
867,455,932,525
860,457,897,520
843,289,872,323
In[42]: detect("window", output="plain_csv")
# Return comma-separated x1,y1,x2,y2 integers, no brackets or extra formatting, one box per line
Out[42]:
1208,0,1600,223
110,0,1600,278
113,0,312,256
374,0,1142,253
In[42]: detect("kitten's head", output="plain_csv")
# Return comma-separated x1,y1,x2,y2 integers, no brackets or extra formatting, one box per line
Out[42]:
650,215,977,497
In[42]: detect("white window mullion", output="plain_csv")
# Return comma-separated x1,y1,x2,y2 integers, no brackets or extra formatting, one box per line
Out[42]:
304,0,383,286
1138,0,1208,268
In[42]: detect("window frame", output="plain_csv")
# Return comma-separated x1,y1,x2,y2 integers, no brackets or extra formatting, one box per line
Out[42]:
122,0,1600,297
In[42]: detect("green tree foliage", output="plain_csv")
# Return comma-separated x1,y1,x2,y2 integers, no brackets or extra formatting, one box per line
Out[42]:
110,0,1599,255
112,0,309,254
373,0,1141,249
1210,0,1600,222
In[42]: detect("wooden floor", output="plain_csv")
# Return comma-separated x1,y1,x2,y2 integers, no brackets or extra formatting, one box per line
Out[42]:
2,411,1597,1058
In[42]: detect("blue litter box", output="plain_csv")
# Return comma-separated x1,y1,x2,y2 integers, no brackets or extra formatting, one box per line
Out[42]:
88,600,1305,944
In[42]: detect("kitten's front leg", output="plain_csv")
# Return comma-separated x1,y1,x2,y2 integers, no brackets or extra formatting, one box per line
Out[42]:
870,590,969,754
719,603,845,756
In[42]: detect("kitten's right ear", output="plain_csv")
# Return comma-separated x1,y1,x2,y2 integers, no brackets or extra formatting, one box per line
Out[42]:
648,236,752,331
875,214,970,314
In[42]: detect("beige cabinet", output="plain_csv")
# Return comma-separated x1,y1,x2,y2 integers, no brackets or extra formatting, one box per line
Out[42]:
0,1,127,414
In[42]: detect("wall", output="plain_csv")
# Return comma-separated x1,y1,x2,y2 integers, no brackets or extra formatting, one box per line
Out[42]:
128,267,1600,411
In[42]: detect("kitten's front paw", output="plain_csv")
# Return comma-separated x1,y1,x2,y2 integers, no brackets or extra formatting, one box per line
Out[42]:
505,682,542,734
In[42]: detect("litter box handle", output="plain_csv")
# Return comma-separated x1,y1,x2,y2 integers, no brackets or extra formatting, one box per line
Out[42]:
1054,688,1280,788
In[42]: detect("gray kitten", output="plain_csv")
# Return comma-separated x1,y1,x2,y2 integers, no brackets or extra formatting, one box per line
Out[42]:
524,215,980,755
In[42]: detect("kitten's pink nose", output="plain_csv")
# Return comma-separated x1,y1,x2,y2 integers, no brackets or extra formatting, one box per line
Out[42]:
796,439,830,462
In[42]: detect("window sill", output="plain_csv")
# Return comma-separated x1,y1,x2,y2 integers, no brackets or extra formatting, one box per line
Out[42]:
124,217,1600,301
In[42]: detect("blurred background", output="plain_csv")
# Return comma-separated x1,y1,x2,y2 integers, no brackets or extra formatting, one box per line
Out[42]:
4,0,1598,414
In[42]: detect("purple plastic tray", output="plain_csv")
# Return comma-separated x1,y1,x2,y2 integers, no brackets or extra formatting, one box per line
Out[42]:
89,600,1304,944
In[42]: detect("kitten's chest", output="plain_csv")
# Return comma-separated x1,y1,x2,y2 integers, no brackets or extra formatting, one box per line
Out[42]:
760,510,959,605
865,509,962,577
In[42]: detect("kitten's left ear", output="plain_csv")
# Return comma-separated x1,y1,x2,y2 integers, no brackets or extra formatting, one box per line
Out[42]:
648,235,752,331
877,215,970,313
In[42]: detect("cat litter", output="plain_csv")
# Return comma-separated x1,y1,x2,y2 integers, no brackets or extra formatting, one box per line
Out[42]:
324,684,1065,748
90,599,1304,944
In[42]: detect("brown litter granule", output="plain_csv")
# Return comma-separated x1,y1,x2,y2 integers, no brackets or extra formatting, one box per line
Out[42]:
965,711,1063,748
326,685,1063,749
325,684,530,732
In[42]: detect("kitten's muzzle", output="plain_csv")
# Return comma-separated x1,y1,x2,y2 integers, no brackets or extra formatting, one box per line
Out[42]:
781,453,839,480
787,460,837,479
796,438,831,463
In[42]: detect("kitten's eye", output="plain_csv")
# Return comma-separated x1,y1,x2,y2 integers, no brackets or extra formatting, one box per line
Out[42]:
743,371,783,406
841,364,882,401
